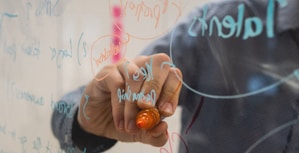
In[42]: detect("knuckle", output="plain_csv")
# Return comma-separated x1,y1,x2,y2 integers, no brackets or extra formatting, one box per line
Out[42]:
145,79,161,93
151,137,168,147
151,53,171,66
156,53,171,62
171,67,183,78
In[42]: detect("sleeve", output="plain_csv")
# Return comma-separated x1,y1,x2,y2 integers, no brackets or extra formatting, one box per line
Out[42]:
51,86,117,153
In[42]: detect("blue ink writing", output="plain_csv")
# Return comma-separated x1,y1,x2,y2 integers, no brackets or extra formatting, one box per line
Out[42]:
0,12,18,33
123,57,154,81
188,0,287,39
170,20,298,99
3,43,16,62
45,141,52,153
0,124,6,134
82,94,90,120
16,89,44,106
19,136,28,153
33,137,43,153
35,0,61,16
117,83,156,105
51,94,74,118
10,129,16,139
50,39,72,69
294,69,299,80
22,39,41,58
50,32,87,68
77,32,87,65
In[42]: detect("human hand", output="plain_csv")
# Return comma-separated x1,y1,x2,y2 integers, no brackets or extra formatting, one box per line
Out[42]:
77,53,182,147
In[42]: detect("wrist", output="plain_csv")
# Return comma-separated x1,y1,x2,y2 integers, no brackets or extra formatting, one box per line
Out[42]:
72,109,117,152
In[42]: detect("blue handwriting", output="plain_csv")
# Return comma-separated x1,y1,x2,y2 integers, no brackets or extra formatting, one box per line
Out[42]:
19,136,28,153
117,83,156,105
0,122,81,153
82,94,90,120
0,12,18,33
188,0,287,39
22,39,41,59
33,137,43,153
170,14,299,100
50,94,74,118
0,124,6,134
3,43,16,62
35,0,61,16
50,32,87,69
15,88,45,106
123,57,154,81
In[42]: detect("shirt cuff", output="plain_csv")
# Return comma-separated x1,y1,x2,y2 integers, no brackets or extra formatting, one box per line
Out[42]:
72,110,117,153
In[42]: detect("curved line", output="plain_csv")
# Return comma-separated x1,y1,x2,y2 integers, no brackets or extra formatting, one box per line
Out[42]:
82,95,90,120
171,132,189,153
3,13,18,18
90,33,130,82
185,96,204,134
160,61,176,69
169,26,299,99
294,69,299,80
244,119,299,153
77,32,84,65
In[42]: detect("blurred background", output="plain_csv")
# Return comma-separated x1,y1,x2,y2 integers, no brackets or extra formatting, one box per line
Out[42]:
0,0,216,152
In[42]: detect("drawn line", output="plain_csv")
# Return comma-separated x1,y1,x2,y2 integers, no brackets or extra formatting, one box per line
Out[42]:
171,132,189,153
294,69,299,80
2,13,18,18
244,119,299,153
160,61,176,69
83,95,90,120
169,26,299,99
77,32,85,65
185,96,205,134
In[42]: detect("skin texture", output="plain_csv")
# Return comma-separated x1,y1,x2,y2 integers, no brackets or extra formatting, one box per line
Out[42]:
77,53,183,147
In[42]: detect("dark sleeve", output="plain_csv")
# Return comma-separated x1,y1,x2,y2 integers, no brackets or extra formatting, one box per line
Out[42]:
51,86,117,153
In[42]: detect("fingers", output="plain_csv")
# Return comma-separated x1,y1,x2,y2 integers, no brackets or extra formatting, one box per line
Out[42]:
136,53,172,109
146,121,169,147
97,53,182,146
103,65,126,131
135,53,182,117
157,67,182,117
117,59,144,133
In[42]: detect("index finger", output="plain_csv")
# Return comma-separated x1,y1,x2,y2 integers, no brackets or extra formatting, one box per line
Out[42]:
135,53,172,108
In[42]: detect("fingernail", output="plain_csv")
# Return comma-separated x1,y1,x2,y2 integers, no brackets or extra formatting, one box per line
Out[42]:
159,103,173,115
118,120,124,130
128,120,137,132
138,96,154,107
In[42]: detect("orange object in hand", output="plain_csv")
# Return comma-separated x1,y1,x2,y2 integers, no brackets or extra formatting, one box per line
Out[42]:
136,108,160,130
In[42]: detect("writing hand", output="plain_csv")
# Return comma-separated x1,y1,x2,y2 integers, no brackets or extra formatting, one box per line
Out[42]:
77,53,182,147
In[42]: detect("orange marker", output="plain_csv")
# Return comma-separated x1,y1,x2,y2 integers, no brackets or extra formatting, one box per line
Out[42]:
136,108,160,130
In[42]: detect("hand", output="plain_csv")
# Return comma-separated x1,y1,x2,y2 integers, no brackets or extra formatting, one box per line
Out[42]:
77,53,182,147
